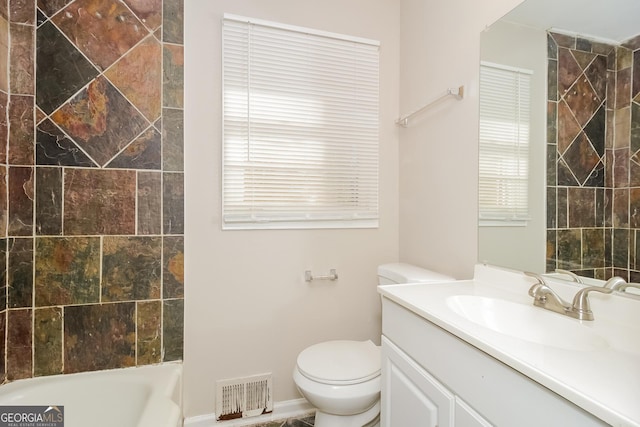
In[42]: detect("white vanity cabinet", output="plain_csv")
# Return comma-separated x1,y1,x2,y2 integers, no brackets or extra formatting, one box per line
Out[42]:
381,335,453,426
454,399,492,427
380,297,608,427
382,336,490,427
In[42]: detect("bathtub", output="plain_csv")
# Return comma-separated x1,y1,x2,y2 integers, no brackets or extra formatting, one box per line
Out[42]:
0,362,182,427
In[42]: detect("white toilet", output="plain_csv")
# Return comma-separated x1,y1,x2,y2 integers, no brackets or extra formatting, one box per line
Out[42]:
293,263,454,427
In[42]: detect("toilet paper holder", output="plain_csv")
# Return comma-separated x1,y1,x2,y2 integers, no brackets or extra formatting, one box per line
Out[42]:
305,269,338,282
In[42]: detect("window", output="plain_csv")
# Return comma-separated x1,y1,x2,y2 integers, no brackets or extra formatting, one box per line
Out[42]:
222,15,380,230
478,62,532,226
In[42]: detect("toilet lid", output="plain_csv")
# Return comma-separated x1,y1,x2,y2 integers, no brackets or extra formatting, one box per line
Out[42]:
296,340,380,385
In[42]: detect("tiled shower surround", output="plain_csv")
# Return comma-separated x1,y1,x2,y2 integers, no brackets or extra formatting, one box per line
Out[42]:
0,0,184,380
547,31,640,281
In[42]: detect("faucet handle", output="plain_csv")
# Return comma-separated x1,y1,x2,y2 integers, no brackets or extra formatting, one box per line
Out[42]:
604,276,627,290
524,271,545,297
570,286,612,321
524,272,572,313
554,269,583,283
603,277,640,293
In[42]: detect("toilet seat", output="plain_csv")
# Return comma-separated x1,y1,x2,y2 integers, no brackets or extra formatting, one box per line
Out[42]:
296,340,380,385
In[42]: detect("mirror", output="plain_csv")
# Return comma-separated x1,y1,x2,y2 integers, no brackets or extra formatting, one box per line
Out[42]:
478,0,640,283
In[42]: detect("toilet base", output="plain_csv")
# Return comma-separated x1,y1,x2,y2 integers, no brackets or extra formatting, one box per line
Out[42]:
313,401,380,427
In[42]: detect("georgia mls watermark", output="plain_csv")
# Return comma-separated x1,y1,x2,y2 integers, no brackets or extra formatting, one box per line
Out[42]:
0,406,64,427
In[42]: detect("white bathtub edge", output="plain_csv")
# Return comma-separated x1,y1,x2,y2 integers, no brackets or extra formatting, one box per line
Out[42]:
0,362,184,427
184,398,314,427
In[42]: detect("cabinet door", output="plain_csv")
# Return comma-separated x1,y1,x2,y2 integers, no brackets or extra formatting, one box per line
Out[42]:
381,337,454,427
455,398,493,427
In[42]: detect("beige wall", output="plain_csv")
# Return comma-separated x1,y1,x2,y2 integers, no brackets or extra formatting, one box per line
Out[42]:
184,0,400,418
184,0,528,419
398,0,524,279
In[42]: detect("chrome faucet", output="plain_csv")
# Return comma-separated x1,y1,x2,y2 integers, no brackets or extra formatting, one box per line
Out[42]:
525,272,612,321
604,277,640,293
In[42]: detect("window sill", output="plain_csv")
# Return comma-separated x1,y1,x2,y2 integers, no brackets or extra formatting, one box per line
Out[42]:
479,219,529,227
222,219,379,230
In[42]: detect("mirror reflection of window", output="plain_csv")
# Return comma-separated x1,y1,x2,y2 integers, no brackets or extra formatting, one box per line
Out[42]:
478,62,532,226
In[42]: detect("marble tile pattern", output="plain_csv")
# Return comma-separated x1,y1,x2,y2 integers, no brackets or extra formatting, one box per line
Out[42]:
0,0,184,381
64,303,136,373
8,238,33,308
51,76,149,166
547,31,640,282
101,236,162,302
51,0,146,71
34,307,63,376
9,94,35,165
34,237,101,306
7,309,32,380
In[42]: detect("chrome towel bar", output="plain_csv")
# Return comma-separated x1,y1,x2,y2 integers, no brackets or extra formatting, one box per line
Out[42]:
305,269,338,282
396,85,464,127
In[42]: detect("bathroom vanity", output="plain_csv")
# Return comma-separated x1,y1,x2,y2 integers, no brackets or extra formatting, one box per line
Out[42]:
378,264,640,427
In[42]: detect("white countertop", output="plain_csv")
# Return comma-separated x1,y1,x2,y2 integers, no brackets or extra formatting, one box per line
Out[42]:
378,264,640,427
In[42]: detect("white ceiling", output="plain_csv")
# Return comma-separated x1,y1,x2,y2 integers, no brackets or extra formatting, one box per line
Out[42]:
500,0,640,43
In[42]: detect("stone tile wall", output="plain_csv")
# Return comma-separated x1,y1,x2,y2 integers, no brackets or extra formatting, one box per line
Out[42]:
547,31,640,282
0,0,184,381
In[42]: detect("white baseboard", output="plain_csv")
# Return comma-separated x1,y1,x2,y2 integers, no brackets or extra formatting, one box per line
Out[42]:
184,398,314,427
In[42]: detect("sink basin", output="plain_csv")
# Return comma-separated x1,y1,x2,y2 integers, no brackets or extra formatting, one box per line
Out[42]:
446,295,608,351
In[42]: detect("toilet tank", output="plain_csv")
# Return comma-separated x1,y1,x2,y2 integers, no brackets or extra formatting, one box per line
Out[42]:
377,263,454,286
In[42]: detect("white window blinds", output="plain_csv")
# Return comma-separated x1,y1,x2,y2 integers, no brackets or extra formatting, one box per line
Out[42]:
222,15,380,229
479,62,532,224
